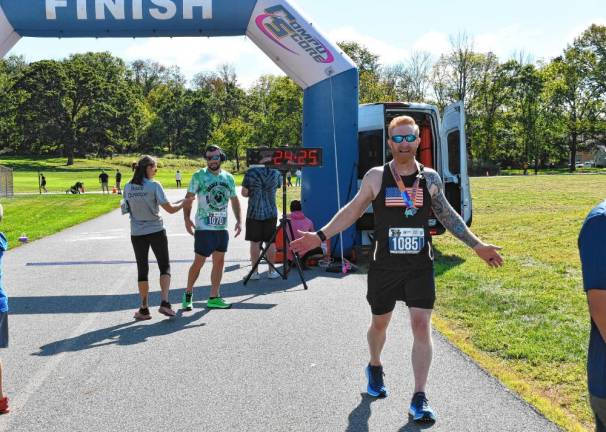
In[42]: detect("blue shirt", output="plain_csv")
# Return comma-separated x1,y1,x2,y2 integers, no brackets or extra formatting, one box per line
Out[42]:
0,233,8,313
579,200,606,398
242,167,281,220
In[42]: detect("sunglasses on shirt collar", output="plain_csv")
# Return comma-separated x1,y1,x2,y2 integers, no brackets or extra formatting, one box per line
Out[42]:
390,134,418,143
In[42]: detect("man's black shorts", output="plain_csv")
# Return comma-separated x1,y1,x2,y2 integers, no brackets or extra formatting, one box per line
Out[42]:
194,230,229,257
245,217,277,243
366,267,435,315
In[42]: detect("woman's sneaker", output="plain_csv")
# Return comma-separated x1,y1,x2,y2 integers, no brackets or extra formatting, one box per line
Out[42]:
158,301,176,317
207,297,231,309
408,392,437,423
365,364,388,398
181,292,193,311
133,307,151,321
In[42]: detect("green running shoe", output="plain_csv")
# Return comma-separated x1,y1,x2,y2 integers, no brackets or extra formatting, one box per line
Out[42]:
182,291,193,311
207,297,231,309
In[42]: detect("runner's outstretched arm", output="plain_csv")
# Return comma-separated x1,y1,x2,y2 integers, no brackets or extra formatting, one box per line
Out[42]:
424,169,503,267
290,168,380,253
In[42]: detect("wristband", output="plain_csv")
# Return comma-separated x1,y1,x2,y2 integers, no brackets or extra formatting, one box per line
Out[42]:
316,230,327,242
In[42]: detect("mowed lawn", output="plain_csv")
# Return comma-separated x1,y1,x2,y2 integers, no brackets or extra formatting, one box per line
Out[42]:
0,194,121,248
0,156,244,193
432,174,606,431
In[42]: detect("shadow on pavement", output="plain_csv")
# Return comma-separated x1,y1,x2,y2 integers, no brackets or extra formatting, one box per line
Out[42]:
33,309,208,356
9,266,342,314
397,418,435,431
346,393,380,432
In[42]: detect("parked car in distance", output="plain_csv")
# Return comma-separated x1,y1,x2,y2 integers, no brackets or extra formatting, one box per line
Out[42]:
576,162,585,168
584,160,594,167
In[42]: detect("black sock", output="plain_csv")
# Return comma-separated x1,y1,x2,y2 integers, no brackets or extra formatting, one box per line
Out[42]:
209,297,217,300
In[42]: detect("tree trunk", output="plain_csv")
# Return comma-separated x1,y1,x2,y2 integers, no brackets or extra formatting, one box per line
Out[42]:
569,132,578,173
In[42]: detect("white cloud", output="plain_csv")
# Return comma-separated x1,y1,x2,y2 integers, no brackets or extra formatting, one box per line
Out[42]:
327,26,408,65
119,36,283,87
411,31,451,59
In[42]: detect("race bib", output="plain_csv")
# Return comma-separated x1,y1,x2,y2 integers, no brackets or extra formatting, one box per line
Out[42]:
388,228,425,254
205,212,227,227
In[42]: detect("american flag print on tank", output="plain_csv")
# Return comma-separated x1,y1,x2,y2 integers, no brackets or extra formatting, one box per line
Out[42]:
385,186,423,208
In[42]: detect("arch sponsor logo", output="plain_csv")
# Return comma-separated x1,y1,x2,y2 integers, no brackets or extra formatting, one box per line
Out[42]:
44,0,213,21
255,4,334,64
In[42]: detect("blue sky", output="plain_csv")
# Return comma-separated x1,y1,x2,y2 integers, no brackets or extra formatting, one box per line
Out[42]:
5,0,605,87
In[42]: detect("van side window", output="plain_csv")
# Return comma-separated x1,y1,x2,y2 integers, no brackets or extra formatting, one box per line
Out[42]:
358,130,383,178
447,130,461,175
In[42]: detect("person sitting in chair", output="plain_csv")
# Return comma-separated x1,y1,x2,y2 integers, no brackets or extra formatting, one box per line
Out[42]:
286,200,324,268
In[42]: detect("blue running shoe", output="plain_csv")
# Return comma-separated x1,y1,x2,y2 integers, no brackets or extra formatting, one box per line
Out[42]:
365,364,388,398
409,392,437,423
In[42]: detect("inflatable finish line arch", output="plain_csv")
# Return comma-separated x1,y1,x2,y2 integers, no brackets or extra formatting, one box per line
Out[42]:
0,0,360,256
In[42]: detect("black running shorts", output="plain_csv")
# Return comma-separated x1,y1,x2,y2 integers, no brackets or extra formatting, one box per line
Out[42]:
366,267,435,315
194,230,229,257
245,217,277,243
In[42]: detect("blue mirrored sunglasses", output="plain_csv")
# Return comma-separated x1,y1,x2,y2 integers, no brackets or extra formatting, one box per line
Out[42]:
207,155,222,161
390,134,417,143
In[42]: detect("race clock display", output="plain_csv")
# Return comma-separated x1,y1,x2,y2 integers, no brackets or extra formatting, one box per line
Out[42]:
246,147,323,169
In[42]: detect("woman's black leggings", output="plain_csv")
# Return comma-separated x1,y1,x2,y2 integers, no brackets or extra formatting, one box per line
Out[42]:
131,230,171,282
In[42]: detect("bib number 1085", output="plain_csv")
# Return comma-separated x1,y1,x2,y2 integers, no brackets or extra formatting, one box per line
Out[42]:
388,228,425,254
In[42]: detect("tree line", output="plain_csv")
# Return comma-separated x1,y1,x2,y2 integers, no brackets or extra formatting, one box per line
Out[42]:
0,24,604,172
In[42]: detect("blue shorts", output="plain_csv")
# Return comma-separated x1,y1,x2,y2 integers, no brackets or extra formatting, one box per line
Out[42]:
0,312,8,348
194,230,229,257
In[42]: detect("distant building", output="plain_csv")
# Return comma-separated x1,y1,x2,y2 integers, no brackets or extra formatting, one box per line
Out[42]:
593,145,606,167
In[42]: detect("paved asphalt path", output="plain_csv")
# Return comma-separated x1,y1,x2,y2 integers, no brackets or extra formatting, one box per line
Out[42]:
0,189,561,432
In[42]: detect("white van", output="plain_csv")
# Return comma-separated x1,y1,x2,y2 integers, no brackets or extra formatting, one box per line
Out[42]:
356,101,472,245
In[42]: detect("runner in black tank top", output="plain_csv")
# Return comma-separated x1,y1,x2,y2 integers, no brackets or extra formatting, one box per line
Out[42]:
371,163,433,271
289,115,503,424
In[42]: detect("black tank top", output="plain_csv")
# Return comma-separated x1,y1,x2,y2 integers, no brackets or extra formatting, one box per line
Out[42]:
370,163,434,271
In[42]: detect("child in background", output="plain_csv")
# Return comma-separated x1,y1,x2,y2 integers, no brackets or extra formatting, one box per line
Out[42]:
0,204,9,414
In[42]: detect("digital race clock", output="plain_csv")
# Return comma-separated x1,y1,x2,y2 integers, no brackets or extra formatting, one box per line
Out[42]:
246,147,323,169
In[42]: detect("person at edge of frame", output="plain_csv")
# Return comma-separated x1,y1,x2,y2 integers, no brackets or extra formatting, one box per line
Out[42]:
579,199,606,432
290,115,503,424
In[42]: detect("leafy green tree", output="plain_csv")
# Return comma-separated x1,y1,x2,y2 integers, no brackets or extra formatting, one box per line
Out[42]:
246,75,303,148
544,47,603,171
210,117,253,171
12,60,71,157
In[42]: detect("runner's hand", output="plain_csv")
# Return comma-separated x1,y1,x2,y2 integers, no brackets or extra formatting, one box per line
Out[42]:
290,231,321,254
185,218,196,236
473,243,503,268
234,221,242,237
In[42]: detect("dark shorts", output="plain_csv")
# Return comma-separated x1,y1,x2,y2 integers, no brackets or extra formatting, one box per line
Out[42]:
245,217,277,243
366,267,435,315
591,394,606,432
194,230,229,257
0,312,8,348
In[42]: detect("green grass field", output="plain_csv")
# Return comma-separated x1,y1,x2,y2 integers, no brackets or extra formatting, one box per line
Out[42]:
0,156,244,193
0,157,602,430
0,194,121,248
432,174,606,431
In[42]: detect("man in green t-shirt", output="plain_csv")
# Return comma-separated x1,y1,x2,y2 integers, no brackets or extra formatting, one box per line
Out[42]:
182,145,242,310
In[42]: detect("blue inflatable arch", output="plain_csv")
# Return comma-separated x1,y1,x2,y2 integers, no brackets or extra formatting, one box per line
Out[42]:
0,0,359,255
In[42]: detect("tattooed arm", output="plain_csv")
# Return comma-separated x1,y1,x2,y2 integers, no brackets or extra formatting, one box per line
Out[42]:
424,168,480,248
424,168,504,267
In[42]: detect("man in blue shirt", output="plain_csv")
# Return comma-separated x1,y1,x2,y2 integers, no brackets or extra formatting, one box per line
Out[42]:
0,204,9,414
579,199,606,432
242,165,282,279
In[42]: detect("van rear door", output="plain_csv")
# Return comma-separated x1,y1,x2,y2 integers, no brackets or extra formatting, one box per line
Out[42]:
440,101,472,225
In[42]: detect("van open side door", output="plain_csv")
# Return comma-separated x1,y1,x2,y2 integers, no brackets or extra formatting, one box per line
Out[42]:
440,101,472,225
